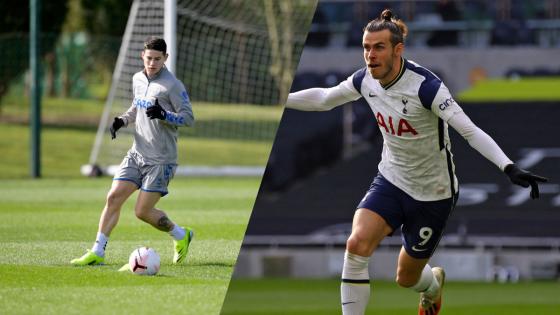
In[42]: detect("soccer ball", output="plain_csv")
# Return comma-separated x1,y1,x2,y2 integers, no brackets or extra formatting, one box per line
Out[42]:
128,247,160,276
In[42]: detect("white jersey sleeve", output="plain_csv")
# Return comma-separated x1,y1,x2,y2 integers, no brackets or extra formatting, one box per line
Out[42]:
430,83,463,121
286,71,362,111
448,111,513,171
430,82,513,171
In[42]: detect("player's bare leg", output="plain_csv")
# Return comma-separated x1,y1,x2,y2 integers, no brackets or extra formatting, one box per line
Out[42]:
135,191,193,264
71,180,137,266
98,180,138,235
341,209,392,315
134,190,170,231
395,248,429,287
396,248,444,315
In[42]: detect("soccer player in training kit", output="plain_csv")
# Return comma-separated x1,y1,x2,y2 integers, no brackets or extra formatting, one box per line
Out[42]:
71,37,195,267
286,10,547,315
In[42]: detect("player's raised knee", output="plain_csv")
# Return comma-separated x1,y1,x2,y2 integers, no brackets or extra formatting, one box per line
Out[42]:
346,233,371,256
134,206,149,221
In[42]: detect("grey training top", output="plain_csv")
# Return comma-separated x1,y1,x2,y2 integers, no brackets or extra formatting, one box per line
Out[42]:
120,67,194,164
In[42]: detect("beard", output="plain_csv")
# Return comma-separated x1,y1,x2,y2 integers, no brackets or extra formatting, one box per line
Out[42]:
369,53,396,84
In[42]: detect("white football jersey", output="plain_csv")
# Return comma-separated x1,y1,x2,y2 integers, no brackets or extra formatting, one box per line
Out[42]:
342,58,462,201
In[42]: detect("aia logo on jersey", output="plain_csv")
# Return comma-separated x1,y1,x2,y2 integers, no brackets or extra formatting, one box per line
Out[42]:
376,112,418,136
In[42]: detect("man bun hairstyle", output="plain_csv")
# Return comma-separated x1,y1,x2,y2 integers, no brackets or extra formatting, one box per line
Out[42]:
364,9,408,46
144,36,167,54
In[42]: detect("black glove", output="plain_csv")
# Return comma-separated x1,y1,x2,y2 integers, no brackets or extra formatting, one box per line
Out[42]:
110,117,124,139
504,164,548,199
146,99,166,120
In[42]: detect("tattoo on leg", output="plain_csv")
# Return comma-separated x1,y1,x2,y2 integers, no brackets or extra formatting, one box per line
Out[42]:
157,215,173,230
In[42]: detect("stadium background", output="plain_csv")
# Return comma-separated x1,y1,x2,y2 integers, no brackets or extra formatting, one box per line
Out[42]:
0,1,315,314
222,0,560,314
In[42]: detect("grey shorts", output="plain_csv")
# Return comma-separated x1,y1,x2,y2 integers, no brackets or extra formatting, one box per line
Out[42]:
113,152,177,196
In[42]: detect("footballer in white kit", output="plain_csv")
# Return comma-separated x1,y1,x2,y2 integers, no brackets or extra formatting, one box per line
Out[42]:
287,9,547,315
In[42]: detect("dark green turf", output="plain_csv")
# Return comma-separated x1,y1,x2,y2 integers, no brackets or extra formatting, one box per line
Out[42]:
220,278,560,315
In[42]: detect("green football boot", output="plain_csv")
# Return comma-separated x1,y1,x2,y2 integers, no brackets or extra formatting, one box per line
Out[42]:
173,227,194,264
70,249,105,266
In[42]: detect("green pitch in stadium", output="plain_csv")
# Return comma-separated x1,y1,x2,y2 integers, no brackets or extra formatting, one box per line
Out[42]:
71,37,195,268
286,9,547,315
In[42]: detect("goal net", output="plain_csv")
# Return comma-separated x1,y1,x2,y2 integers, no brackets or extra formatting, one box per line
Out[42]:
84,0,316,176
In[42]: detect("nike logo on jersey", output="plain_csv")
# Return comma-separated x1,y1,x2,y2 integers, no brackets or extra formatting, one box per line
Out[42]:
412,245,428,252
369,92,376,97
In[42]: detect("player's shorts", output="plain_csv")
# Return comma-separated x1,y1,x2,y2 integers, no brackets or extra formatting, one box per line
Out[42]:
113,152,177,196
357,172,458,259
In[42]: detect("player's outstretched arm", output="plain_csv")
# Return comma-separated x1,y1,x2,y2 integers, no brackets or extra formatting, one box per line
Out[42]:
448,111,548,199
504,164,548,199
287,83,359,112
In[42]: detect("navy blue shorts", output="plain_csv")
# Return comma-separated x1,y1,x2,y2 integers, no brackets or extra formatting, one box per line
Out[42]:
357,173,458,259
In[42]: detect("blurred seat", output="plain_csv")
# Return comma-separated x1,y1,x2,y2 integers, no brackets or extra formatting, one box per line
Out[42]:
505,68,530,78
291,72,322,92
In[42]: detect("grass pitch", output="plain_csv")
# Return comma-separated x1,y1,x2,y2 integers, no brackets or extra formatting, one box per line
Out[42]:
0,123,274,178
0,96,281,178
0,177,259,315
221,278,560,315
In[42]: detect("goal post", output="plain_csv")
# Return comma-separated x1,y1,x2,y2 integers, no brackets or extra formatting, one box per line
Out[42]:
83,0,317,177
164,0,176,73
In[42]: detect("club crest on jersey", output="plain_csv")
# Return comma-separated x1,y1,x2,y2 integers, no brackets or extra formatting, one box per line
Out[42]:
376,112,418,136
401,96,408,114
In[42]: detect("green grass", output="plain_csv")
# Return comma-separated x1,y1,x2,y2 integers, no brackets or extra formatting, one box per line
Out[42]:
458,77,560,102
221,278,560,315
0,96,281,178
1,96,104,121
0,123,274,178
0,177,260,315
0,96,283,125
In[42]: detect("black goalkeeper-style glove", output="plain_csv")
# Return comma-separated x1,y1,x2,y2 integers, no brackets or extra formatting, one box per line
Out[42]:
109,117,124,139
146,99,166,120
504,164,548,199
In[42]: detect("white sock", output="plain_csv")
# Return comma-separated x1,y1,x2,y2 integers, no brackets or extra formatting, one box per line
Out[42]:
341,251,371,315
169,225,186,241
91,232,108,257
411,264,440,298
